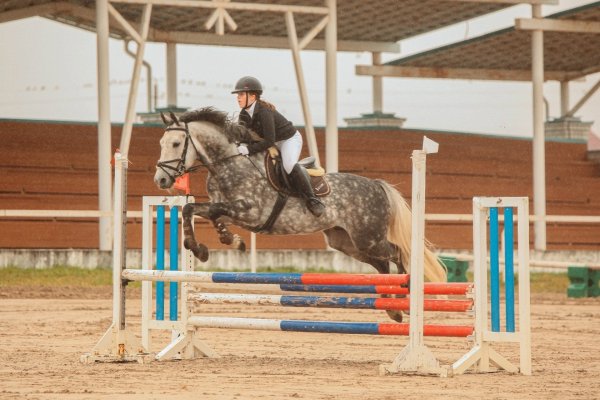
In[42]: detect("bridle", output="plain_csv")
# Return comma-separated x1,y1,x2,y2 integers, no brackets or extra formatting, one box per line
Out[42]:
156,122,240,182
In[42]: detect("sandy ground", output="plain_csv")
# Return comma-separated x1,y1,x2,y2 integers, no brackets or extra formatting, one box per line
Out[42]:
0,285,599,400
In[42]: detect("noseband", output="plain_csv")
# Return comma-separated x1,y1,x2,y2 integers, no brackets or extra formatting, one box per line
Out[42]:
156,122,241,182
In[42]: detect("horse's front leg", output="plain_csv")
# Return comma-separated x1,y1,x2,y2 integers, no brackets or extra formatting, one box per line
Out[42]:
182,200,251,261
182,202,212,262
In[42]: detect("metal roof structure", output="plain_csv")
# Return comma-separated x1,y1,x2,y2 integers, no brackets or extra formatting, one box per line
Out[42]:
0,0,523,52
358,1,600,80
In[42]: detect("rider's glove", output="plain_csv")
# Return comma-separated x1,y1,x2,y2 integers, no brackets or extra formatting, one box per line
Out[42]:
237,144,249,156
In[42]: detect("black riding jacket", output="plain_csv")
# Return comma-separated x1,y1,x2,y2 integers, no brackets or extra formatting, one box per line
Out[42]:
242,101,296,154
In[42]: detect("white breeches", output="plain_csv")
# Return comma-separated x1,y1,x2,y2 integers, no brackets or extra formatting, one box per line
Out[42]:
275,131,302,174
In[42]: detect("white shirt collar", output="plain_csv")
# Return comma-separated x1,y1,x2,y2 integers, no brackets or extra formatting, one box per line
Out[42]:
245,100,257,118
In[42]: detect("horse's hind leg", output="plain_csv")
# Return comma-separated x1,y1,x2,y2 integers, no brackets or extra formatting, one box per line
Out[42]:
324,228,403,322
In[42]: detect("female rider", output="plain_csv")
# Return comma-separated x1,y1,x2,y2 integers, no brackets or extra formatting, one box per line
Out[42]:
232,76,325,217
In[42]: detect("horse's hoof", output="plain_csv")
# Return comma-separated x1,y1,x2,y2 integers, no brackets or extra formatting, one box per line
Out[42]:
233,235,245,252
386,310,403,323
191,245,209,262
219,233,234,245
199,252,209,262
184,238,194,250
198,245,209,262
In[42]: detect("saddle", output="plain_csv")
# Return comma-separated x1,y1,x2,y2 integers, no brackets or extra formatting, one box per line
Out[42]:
264,147,330,197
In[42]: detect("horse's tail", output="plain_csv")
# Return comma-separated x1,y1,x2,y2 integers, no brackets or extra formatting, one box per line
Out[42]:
377,180,447,282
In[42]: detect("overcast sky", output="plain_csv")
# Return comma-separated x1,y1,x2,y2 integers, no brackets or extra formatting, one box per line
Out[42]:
0,0,598,138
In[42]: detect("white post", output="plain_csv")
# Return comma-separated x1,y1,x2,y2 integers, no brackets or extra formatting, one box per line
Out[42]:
285,11,321,168
517,200,532,375
96,0,112,251
166,43,178,108
250,232,257,273
81,152,145,363
141,197,154,351
381,137,442,376
119,4,153,157
372,52,383,114
531,4,546,250
325,0,338,173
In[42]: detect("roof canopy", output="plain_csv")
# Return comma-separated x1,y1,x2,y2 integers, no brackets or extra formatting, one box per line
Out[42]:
0,0,544,52
358,1,600,80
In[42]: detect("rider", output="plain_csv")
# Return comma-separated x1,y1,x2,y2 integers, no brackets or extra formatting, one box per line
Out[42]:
232,76,325,217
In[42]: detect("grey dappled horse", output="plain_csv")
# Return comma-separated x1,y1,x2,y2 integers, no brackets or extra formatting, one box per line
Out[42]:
154,108,446,322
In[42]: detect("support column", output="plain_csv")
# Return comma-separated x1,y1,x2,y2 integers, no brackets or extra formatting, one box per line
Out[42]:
560,81,569,117
119,4,153,157
285,11,320,167
325,0,338,173
96,0,112,251
372,52,383,114
531,4,546,250
166,43,178,108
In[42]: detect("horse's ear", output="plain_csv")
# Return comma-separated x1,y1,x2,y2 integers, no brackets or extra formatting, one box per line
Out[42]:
160,112,170,126
169,111,180,126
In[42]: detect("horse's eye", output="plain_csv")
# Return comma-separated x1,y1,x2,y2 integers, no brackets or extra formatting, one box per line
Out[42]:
173,142,181,148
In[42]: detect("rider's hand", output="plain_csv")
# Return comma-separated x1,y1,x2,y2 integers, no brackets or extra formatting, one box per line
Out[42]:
237,145,249,156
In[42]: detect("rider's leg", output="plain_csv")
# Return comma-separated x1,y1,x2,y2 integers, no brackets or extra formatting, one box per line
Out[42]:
289,164,325,217
277,131,325,217
277,131,303,175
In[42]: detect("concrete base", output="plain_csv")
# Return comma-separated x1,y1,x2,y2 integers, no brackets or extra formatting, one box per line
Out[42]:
545,117,592,141
344,112,406,128
2,248,600,272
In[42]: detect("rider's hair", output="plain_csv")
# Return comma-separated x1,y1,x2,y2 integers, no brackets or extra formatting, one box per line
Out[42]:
251,92,276,111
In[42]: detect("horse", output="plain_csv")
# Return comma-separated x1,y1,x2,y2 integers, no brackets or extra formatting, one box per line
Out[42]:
153,107,446,322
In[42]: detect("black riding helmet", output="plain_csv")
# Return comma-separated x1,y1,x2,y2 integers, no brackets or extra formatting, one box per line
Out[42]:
231,76,263,95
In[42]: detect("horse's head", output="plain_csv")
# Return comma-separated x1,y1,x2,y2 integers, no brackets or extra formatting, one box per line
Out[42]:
154,108,253,190
154,111,202,189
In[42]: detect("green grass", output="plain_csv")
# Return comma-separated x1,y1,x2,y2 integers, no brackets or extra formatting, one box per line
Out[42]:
529,272,569,293
1,266,112,287
1,266,569,293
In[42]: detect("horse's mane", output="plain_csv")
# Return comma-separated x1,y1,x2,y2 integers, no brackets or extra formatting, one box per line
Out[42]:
179,107,259,143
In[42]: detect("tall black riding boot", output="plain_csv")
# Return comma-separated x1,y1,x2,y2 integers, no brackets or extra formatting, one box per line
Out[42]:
289,164,325,217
